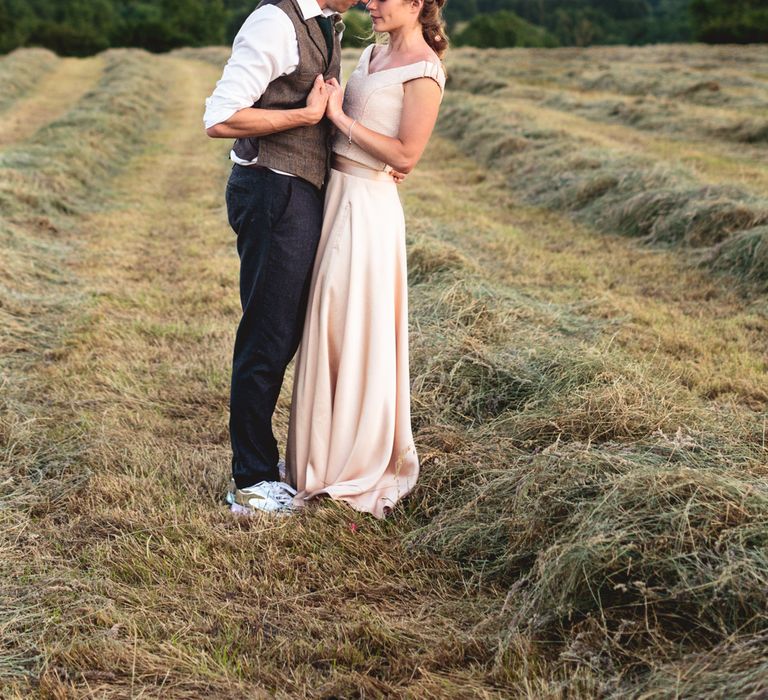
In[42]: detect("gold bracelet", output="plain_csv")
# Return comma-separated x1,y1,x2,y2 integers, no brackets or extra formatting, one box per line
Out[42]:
347,119,357,145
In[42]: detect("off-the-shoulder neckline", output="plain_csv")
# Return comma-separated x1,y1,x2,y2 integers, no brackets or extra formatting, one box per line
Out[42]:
365,43,442,77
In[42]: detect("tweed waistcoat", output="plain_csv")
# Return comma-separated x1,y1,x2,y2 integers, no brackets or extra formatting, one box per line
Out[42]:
232,0,342,189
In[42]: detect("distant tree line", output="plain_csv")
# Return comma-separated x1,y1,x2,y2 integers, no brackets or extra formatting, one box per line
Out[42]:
690,0,768,44
0,0,766,55
450,0,695,46
0,0,230,55
449,0,767,46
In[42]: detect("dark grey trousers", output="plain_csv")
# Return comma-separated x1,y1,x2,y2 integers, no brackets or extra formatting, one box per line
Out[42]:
225,164,323,489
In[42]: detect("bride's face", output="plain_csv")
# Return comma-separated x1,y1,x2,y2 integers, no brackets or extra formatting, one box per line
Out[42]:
366,0,421,34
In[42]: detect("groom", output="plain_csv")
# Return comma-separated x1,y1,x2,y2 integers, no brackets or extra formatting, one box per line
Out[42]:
204,0,356,514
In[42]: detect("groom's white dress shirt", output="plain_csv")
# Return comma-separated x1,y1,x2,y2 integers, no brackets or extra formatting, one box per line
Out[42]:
203,0,338,173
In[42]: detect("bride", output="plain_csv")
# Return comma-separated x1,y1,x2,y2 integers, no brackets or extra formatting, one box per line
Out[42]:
283,0,448,518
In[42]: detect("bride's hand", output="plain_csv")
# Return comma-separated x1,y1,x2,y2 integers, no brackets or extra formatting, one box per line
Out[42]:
324,78,344,121
390,169,407,185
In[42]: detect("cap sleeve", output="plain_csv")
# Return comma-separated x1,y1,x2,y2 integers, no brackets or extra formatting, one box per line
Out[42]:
402,60,446,97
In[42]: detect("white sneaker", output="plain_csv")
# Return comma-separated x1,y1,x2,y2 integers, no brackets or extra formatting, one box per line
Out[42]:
228,479,298,516
225,460,286,507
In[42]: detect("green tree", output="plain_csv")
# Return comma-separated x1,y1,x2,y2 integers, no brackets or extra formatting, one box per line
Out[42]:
691,0,768,43
454,9,558,47
643,0,693,42
27,22,110,56
553,7,611,45
341,8,373,48
112,0,226,51
160,0,226,45
0,0,34,52
20,0,118,55
444,0,478,30
475,0,691,44
0,0,707,55
454,12,516,47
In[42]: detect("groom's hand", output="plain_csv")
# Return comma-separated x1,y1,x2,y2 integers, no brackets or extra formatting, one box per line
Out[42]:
304,74,329,124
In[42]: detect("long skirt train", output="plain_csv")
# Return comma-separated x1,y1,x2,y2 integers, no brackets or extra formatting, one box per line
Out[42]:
285,163,419,519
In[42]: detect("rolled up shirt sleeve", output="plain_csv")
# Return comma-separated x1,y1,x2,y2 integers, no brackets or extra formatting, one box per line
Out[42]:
203,5,298,130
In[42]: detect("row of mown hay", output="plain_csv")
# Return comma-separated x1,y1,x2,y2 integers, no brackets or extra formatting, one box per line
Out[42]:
0,45,173,432
435,92,768,290
70,44,767,697
1,49,173,685
178,45,768,147
0,48,59,112
0,49,170,220
175,46,395,72
446,46,768,148
403,230,768,697
447,46,768,108
171,46,230,67
539,91,768,146
0,49,171,360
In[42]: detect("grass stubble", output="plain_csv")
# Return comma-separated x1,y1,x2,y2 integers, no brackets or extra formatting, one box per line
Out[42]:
2,49,508,699
0,49,59,114
444,44,768,291
0,46,767,698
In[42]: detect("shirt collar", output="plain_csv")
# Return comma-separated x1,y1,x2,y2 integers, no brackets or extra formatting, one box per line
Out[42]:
296,0,334,20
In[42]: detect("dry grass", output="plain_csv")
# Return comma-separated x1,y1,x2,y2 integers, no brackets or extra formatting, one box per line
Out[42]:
435,91,768,289
0,55,104,148
706,224,768,287
1,45,767,699
0,49,170,364
440,45,768,289
447,45,768,110
0,48,59,113
171,46,231,68
399,135,768,697
1,49,516,699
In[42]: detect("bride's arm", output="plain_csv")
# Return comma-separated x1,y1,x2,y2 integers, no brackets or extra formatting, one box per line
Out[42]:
325,77,442,174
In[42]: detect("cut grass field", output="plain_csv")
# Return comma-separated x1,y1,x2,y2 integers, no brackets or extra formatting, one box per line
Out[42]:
0,55,104,148
443,45,768,292
0,48,58,113
1,45,767,698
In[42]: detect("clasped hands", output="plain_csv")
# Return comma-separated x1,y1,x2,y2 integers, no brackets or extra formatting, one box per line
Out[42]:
305,74,406,184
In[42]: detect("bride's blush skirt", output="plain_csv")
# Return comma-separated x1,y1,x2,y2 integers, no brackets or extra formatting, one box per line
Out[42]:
285,160,419,519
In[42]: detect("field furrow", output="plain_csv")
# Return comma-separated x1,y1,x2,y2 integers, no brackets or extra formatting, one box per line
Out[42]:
404,136,768,408
0,48,59,113
449,45,768,109
480,94,768,196
1,54,511,699
0,49,175,371
1,46,767,699
436,82,768,293
0,56,104,148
